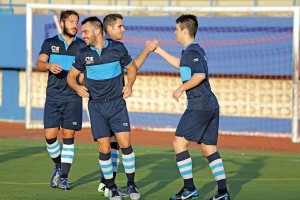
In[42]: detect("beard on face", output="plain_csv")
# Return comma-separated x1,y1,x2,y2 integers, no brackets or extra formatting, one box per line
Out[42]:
63,25,77,38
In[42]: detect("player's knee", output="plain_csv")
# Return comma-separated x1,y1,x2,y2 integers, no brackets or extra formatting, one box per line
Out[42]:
172,140,185,154
98,145,111,154
118,142,130,149
44,129,59,139
201,145,217,157
62,131,75,138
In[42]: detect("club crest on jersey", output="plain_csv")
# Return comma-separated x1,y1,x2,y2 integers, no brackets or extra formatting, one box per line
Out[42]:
51,46,60,53
85,57,94,64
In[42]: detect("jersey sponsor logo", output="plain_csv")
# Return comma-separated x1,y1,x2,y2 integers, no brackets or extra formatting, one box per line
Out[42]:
51,46,60,53
72,122,77,125
123,123,128,126
85,57,94,64
193,58,199,62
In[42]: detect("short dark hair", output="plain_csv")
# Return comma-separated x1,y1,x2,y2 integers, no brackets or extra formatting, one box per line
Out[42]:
103,14,123,33
60,10,79,23
81,16,103,34
176,14,198,38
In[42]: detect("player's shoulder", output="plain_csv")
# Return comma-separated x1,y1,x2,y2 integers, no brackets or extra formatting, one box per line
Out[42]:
108,39,125,49
75,37,86,45
74,37,87,49
186,43,205,56
43,35,59,44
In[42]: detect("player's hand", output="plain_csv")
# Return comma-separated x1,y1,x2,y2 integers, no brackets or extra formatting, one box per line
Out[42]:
145,39,159,52
75,85,89,98
173,86,183,102
122,84,133,99
48,63,62,74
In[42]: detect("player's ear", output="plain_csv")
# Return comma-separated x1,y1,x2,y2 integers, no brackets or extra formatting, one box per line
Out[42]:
95,28,101,36
183,28,188,36
107,25,112,33
60,21,64,29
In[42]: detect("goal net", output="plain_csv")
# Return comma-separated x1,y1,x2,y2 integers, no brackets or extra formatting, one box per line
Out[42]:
25,4,300,143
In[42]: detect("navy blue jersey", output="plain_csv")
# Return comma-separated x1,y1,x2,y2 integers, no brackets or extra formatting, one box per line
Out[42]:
72,39,132,101
180,42,219,110
39,35,86,102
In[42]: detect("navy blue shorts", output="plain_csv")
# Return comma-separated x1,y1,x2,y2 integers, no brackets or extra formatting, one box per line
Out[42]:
44,100,82,131
88,98,130,140
176,109,219,145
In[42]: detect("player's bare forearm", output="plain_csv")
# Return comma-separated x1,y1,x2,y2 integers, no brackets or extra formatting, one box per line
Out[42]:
181,74,205,91
173,74,205,102
36,60,49,72
154,46,180,69
79,73,85,85
123,64,137,98
134,40,158,70
36,54,50,71
67,68,89,98
133,48,150,70
36,54,62,74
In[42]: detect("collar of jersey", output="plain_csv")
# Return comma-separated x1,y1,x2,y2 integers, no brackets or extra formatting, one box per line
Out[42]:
58,34,76,42
90,39,109,55
58,34,77,50
183,41,197,50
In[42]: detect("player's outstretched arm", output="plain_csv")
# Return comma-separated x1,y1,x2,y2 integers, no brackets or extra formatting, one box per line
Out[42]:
36,54,62,74
122,63,137,99
67,67,89,98
134,40,159,70
154,45,180,69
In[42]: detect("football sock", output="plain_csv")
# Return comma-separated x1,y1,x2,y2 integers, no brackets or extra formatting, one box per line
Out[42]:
99,152,115,189
176,150,195,191
121,146,135,186
60,137,75,178
207,151,228,193
46,137,61,169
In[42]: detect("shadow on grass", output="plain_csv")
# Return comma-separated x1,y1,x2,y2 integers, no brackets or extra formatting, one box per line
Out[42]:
199,155,264,199
71,170,100,189
0,146,44,163
133,149,208,199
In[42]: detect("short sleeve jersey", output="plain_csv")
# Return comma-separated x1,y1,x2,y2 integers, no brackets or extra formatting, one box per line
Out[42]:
72,39,132,101
39,34,86,102
179,42,219,110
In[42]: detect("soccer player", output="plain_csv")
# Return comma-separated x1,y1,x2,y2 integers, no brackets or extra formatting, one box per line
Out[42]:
67,16,155,200
153,14,231,200
36,10,86,190
97,13,158,198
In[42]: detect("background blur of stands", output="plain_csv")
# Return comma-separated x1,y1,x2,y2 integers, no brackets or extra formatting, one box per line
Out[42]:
0,1,299,142
0,0,299,14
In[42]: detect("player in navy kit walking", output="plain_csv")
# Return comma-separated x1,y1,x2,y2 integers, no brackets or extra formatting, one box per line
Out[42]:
67,16,147,200
153,14,230,200
36,10,86,190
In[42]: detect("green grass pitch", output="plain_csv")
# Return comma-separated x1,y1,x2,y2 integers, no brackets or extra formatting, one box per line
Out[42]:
0,138,299,199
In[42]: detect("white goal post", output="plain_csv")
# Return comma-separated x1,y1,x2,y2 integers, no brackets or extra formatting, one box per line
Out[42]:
26,4,300,143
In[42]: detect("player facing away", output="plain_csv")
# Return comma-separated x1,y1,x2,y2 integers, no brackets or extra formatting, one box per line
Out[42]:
67,16,145,200
97,13,158,198
36,10,86,190
153,14,230,200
